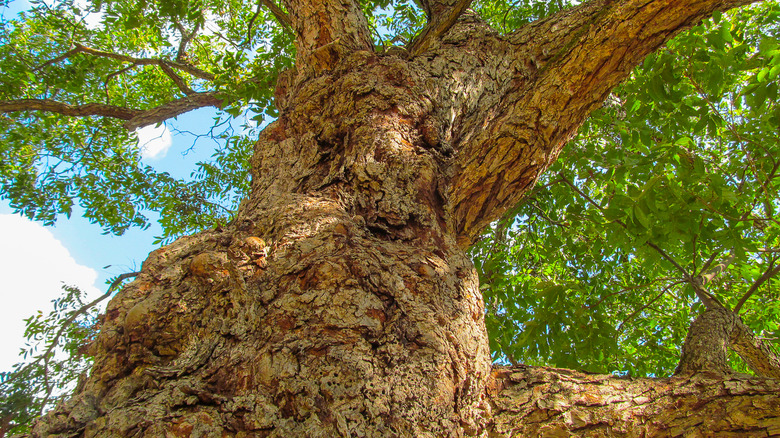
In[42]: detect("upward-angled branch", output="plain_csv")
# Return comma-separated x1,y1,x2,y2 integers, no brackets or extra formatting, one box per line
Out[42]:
409,0,474,57
246,0,292,46
282,0,373,68
173,20,201,63
445,0,761,247
261,0,292,30
734,261,780,313
689,253,736,310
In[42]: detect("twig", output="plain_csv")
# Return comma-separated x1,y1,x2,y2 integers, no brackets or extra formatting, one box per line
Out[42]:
617,280,686,333
734,262,780,313
2,272,140,386
560,174,689,276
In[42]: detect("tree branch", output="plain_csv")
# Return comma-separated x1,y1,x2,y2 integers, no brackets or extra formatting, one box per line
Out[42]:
158,62,196,95
123,92,224,130
0,99,142,121
445,0,761,247
689,253,735,311
173,20,201,63
2,272,139,387
261,0,292,30
730,317,780,379
41,43,216,81
734,261,780,313
559,174,689,276
0,91,224,130
409,0,474,57
489,365,780,435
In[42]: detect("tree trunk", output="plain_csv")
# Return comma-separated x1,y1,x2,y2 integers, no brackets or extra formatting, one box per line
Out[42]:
25,0,780,436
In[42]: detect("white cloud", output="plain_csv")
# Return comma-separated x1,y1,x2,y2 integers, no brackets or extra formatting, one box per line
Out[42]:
72,0,105,29
0,215,101,372
135,123,173,160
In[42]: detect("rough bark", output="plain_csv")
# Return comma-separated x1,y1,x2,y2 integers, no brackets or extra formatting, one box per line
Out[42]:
490,366,780,436
24,0,779,437
445,0,761,246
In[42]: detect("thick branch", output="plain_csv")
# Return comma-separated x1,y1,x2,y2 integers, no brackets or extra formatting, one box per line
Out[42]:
730,318,780,379
409,0,474,57
489,365,780,436
0,99,142,121
1,92,223,130
282,0,373,70
123,92,223,130
446,0,761,247
261,0,292,30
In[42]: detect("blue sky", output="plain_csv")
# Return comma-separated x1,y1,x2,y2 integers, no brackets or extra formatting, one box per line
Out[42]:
0,106,231,371
0,0,267,372
0,0,233,369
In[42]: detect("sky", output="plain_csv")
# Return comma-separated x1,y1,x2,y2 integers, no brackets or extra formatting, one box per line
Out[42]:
0,0,261,373
0,0,225,369
0,121,234,372
0,111,228,371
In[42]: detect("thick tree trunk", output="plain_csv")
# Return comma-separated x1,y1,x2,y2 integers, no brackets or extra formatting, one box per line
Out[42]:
25,0,779,436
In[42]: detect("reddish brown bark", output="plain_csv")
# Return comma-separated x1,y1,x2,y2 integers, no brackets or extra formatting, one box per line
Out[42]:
24,0,779,436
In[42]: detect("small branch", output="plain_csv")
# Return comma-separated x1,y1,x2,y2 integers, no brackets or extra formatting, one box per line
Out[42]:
40,272,141,363
410,0,474,57
159,62,196,95
697,253,736,286
245,1,265,46
103,65,136,99
587,277,673,310
40,43,215,81
616,280,686,334
698,249,722,275
0,99,142,121
174,20,201,63
734,262,780,314
34,47,80,71
261,0,292,30
2,272,140,386
560,175,689,277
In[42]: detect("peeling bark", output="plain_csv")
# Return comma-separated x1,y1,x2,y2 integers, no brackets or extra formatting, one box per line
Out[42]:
24,0,779,436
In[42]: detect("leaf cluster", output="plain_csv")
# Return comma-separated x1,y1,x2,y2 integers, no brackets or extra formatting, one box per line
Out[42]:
0,285,98,435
